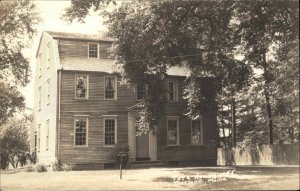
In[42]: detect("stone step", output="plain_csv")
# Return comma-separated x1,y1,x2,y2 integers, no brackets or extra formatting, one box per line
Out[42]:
128,161,166,169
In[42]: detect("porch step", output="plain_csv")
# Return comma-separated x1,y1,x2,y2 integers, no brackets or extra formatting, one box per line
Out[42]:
129,160,166,169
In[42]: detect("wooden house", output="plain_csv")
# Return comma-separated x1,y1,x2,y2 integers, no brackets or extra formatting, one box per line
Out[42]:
33,31,218,169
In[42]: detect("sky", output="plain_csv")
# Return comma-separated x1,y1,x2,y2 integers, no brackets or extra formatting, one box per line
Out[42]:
22,0,107,109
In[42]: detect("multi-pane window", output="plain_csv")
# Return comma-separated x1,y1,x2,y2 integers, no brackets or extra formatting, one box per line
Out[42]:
47,79,50,104
105,76,116,99
46,43,50,68
34,131,37,152
38,86,41,111
191,119,203,144
46,119,49,150
166,79,178,102
104,118,116,145
38,124,41,152
74,118,88,146
38,53,41,78
167,117,179,145
75,75,88,99
136,84,147,100
88,43,98,58
99,42,111,59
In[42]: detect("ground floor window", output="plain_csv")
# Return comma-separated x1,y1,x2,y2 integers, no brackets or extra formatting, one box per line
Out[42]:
191,119,203,144
104,118,117,145
167,117,179,145
74,117,88,146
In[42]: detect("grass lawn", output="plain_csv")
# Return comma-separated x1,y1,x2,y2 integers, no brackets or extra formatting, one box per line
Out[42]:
1,166,299,190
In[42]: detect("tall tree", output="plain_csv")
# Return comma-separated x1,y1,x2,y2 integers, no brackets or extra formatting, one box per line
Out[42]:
0,0,40,124
0,113,33,169
235,0,299,144
64,0,252,133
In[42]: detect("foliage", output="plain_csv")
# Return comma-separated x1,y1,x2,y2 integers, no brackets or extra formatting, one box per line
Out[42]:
0,113,33,169
62,0,115,23
52,160,73,171
234,0,299,144
36,164,48,172
0,0,40,124
63,0,299,144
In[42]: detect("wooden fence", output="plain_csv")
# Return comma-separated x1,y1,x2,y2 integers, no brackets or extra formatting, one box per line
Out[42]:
217,143,299,165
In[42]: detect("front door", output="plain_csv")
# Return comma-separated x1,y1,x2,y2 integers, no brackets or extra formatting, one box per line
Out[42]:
136,132,149,160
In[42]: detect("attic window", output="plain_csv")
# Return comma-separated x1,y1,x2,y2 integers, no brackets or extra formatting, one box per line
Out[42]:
88,43,98,58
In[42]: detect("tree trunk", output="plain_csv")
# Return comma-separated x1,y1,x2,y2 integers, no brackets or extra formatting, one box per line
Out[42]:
231,97,237,147
221,107,226,147
262,52,274,145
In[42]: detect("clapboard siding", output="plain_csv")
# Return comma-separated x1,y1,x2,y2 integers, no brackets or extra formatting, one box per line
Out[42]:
59,71,135,164
58,70,217,164
157,79,218,163
33,33,58,165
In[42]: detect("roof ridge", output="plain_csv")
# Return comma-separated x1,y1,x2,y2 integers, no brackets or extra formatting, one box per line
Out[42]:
44,30,113,41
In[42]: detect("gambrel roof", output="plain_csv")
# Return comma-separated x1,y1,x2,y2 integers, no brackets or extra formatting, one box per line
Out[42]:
37,31,190,76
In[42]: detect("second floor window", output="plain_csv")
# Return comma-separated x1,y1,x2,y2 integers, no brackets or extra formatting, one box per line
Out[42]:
75,75,88,99
89,43,98,58
166,79,178,102
136,84,147,100
105,76,116,99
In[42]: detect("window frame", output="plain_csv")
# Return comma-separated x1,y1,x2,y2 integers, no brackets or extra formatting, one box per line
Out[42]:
38,86,41,111
136,84,147,101
167,116,180,146
191,118,203,145
46,119,49,150
47,79,50,105
166,79,178,102
46,43,50,69
38,124,41,152
103,116,117,146
75,75,89,99
88,42,99,58
104,76,117,100
74,116,89,147
38,53,41,78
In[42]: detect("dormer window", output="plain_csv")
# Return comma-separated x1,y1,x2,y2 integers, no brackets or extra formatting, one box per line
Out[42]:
88,43,98,58
136,84,147,100
166,79,178,102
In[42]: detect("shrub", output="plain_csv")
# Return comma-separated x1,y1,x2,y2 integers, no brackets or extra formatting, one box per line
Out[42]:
52,160,73,171
52,160,63,171
25,165,35,172
36,164,47,172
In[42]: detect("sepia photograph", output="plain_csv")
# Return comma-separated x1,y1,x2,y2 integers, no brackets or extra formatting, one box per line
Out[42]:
0,0,299,190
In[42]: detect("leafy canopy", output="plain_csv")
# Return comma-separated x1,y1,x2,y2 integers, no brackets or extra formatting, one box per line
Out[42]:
0,0,40,124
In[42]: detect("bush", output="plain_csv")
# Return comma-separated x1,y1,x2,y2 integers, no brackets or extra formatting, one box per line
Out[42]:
52,160,63,171
36,164,47,172
25,165,35,172
52,160,73,171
